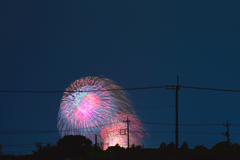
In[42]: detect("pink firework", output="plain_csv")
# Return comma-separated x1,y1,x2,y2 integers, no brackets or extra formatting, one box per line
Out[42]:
100,113,148,150
58,76,135,143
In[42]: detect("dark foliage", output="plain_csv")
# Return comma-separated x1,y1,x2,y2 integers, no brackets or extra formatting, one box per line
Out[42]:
31,135,93,160
57,135,92,157
3,140,240,160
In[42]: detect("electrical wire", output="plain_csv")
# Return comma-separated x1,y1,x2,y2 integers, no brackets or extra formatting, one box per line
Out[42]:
181,76,240,80
0,76,175,80
0,106,173,109
179,106,240,112
141,121,223,126
1,85,240,93
0,123,228,135
178,131,221,135
0,85,166,93
181,86,240,93
0,122,122,134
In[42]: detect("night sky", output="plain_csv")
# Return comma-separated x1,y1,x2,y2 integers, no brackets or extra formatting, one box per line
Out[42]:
1,0,240,155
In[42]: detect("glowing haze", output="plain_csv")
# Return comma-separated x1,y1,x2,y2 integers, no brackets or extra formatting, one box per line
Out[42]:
101,113,147,150
58,76,147,149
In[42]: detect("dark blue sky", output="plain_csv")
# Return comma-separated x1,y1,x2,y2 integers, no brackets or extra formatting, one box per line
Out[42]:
1,0,240,155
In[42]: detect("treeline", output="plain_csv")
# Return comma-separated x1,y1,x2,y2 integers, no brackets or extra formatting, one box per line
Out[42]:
103,141,240,160
1,135,240,160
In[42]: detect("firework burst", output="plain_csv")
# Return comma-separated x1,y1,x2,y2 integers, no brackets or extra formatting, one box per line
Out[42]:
57,76,134,142
100,113,147,150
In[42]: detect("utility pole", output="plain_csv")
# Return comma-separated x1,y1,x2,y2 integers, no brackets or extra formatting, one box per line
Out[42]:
95,134,97,158
121,117,130,149
166,76,179,160
175,76,179,160
121,117,130,159
223,119,230,145
127,116,130,149
227,119,230,144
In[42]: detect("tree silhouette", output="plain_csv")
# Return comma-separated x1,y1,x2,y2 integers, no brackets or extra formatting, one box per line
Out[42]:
6,139,240,160
211,141,231,159
57,135,92,157
35,142,42,151
180,141,190,159
192,145,209,160
0,145,3,155
231,143,240,160
166,141,175,158
193,145,208,156
181,141,188,149
159,142,167,159
159,142,166,149
106,144,126,158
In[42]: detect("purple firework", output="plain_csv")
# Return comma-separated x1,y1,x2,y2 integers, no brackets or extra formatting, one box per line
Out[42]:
57,76,134,142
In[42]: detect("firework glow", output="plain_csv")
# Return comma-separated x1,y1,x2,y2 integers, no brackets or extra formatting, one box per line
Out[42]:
100,113,147,150
57,76,136,142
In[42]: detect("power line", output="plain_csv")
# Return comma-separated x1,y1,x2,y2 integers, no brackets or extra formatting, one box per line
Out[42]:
181,76,240,80
179,106,240,112
2,149,35,152
0,106,172,109
0,107,59,109
0,122,227,134
0,123,122,134
0,76,175,80
2,85,240,94
4,136,240,148
0,85,166,93
179,124,223,126
0,139,58,142
1,85,240,93
231,124,240,127
135,106,172,109
178,131,221,135
141,121,223,126
3,143,50,147
181,86,240,93
2,105,238,112
0,77,76,80
1,105,239,112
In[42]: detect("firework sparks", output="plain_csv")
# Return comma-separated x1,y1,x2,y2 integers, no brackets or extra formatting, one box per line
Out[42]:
100,113,147,150
57,76,134,142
